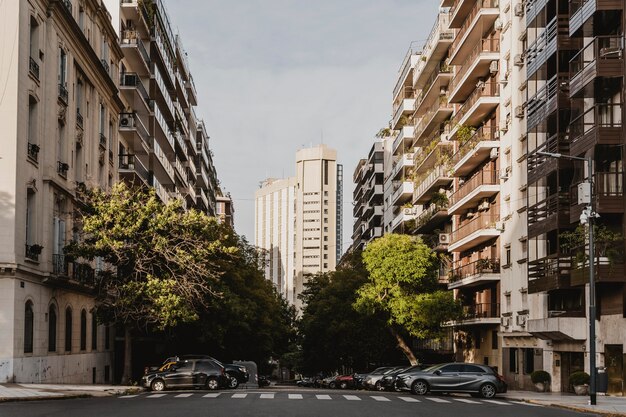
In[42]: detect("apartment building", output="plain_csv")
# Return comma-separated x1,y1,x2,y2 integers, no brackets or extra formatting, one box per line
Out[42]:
0,0,124,383
352,140,384,251
216,192,235,228
255,145,341,310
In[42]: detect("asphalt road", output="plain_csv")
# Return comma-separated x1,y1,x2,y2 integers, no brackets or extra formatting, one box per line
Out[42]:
0,387,598,417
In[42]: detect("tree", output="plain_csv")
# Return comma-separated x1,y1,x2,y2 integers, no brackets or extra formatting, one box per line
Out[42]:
354,234,461,365
67,183,237,383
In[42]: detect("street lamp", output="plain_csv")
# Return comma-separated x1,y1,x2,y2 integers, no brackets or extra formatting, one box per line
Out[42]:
537,151,598,405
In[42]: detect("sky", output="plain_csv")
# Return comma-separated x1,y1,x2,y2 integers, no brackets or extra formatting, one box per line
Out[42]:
167,0,436,247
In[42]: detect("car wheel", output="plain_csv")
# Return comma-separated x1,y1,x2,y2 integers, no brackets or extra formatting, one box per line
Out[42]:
393,381,402,392
206,377,220,391
329,382,336,389
375,381,385,391
411,380,428,395
228,376,239,389
339,381,348,389
479,383,497,399
150,379,165,392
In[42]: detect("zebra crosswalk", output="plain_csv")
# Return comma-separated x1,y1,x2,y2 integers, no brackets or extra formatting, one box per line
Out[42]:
118,392,540,407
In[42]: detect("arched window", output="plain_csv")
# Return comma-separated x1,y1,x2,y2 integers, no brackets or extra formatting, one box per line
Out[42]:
80,310,87,351
65,307,72,352
24,301,34,353
48,305,57,352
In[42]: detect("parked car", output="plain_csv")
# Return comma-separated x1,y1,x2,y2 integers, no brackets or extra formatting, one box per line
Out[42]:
380,365,423,391
396,362,508,398
363,366,403,391
152,355,249,389
296,377,316,387
334,374,356,389
142,358,227,391
352,373,368,389
320,375,338,389
258,375,271,387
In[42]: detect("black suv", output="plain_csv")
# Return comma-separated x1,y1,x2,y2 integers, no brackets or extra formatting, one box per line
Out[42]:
142,359,227,391
163,355,249,389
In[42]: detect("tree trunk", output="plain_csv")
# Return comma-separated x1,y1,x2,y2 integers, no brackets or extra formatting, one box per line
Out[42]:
120,325,133,385
389,326,418,365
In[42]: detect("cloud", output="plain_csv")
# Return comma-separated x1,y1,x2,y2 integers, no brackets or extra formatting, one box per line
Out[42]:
167,0,437,243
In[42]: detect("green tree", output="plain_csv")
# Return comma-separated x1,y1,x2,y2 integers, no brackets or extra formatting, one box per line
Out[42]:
67,183,237,383
355,234,461,365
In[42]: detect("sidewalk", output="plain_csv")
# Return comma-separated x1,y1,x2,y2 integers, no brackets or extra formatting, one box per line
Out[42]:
0,384,140,402
503,390,626,416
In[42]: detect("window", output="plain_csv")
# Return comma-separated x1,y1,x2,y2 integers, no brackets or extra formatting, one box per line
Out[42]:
65,307,72,352
26,190,35,248
440,364,463,373
58,48,67,86
99,104,106,137
80,310,87,350
509,348,518,373
175,361,193,372
91,312,97,351
474,331,481,349
462,365,485,373
24,301,34,353
48,305,57,352
491,330,498,350
324,160,329,185
28,95,37,146
29,17,39,58
523,348,535,374
505,245,511,266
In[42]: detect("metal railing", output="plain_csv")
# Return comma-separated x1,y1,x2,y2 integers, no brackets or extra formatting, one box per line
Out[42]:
449,38,500,94
57,161,69,176
449,81,499,127
121,30,151,65
58,84,68,104
99,133,107,149
73,263,95,285
450,258,500,282
25,244,41,261
451,124,499,165
76,110,83,129
119,73,149,103
450,0,499,55
29,57,40,80
53,254,68,276
570,103,623,142
570,36,624,78
59,0,72,12
119,154,149,181
463,302,500,319
528,192,569,225
451,211,499,243
413,165,450,202
450,169,498,206
571,172,624,203
27,143,40,162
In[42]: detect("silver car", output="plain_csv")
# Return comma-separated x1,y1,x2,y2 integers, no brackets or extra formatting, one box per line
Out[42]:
396,362,508,399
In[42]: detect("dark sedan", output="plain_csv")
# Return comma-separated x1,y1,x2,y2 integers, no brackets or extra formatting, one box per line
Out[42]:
142,359,227,391
160,355,249,389
396,363,507,398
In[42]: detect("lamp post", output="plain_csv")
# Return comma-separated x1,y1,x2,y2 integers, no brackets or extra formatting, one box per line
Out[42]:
537,151,596,405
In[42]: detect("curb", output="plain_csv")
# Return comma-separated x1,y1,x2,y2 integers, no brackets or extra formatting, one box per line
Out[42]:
0,393,94,403
525,399,626,417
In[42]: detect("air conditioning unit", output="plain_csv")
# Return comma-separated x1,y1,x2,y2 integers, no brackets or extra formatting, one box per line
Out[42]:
403,207,416,215
516,314,527,326
495,221,505,231
478,199,490,211
501,316,511,327
514,54,524,67
466,210,476,218
515,105,525,118
514,3,524,17
494,18,503,31
120,114,135,128
489,61,499,74
490,148,499,160
499,167,511,180
438,233,450,245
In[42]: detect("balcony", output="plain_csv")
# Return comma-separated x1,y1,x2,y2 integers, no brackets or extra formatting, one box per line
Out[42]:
527,133,570,183
412,11,455,90
449,0,499,64
413,99,454,143
528,255,572,293
448,258,500,290
394,48,421,101
528,193,570,238
153,139,175,185
570,36,624,98
58,84,68,105
120,30,150,75
456,302,501,326
391,207,417,232
390,153,414,180
365,184,383,205
119,154,149,185
526,16,578,78
153,176,170,205
568,239,625,287
412,203,449,234
413,165,453,204
120,0,150,35
173,131,188,159
449,211,500,252
414,64,453,128
449,81,499,133
29,57,40,80
392,126,415,154
27,143,40,162
391,87,416,129
570,0,624,36
186,76,198,106
570,172,624,222
526,74,570,131
526,0,549,26
414,138,453,175
448,169,498,215
99,133,107,150
174,156,188,184
448,38,499,103
391,181,414,206
52,254,68,276
119,73,150,111
528,317,587,341
119,112,150,154
57,161,69,177
196,187,209,210
450,124,499,176
569,103,622,156
25,244,42,262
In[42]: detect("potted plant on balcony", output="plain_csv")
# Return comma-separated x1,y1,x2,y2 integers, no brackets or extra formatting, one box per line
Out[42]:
456,124,476,145
530,370,551,392
569,371,590,395
476,258,496,273
560,225,623,267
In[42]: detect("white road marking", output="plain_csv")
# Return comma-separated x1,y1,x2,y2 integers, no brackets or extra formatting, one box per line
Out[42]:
202,393,221,398
425,397,451,403
370,396,391,402
398,396,420,402
343,395,361,401
316,394,332,400
288,394,303,399
260,393,274,399
482,399,512,405
175,393,193,398
510,401,542,407
453,398,480,404
147,394,167,398
232,393,248,399
119,395,139,399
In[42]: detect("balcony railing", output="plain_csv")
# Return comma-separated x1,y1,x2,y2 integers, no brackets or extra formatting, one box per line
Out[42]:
119,154,149,181
450,258,500,282
449,169,498,207
528,192,569,226
73,263,95,285
29,57,40,80
416,62,452,108
449,38,500,94
462,302,500,320
451,211,499,243
119,73,150,103
527,133,569,174
57,161,69,176
53,254,68,276
27,142,40,162
450,0,498,54
413,165,450,203
393,86,416,112
415,99,453,136
76,110,83,129
59,0,72,12
527,74,569,130
413,202,448,231
570,103,623,142
570,36,624,77
449,81,499,127
58,84,68,104
121,30,151,65
25,244,42,261
571,172,624,205
99,133,107,149
450,124,499,165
